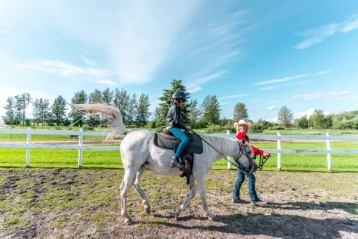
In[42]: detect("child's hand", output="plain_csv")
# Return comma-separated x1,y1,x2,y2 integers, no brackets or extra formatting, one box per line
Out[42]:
263,152,270,157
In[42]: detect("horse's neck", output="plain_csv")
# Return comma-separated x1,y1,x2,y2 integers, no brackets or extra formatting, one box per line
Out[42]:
201,134,239,161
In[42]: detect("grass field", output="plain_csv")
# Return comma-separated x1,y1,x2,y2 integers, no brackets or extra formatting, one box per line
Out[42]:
0,140,357,171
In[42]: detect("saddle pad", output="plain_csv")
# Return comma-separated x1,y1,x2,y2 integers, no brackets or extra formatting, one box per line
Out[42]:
154,132,203,154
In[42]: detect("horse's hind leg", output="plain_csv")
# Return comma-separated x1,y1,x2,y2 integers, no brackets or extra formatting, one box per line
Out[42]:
133,166,151,214
175,176,196,220
120,168,137,224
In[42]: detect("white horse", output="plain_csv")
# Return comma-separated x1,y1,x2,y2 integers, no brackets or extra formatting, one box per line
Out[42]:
73,104,241,224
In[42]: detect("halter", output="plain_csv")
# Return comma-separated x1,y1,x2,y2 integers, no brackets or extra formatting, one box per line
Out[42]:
189,129,270,171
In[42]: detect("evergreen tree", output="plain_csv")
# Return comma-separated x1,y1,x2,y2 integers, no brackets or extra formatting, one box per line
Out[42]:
88,89,102,103
51,95,67,126
278,106,293,127
102,88,113,105
126,94,137,125
113,88,130,124
136,93,150,127
70,90,88,126
158,79,190,126
32,98,50,126
233,102,248,122
88,89,103,127
201,95,220,125
14,93,31,126
4,97,15,125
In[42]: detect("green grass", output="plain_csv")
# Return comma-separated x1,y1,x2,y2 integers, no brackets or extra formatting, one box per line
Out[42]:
1,145,357,172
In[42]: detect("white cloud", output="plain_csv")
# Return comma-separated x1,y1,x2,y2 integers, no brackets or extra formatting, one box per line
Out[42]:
218,94,246,100
293,90,353,100
250,99,262,103
295,14,358,49
96,80,117,87
82,57,95,66
187,71,226,93
255,70,329,90
294,108,330,118
16,59,109,78
267,105,276,111
267,116,278,123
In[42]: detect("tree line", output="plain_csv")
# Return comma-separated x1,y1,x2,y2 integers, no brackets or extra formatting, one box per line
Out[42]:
3,89,151,128
3,79,357,130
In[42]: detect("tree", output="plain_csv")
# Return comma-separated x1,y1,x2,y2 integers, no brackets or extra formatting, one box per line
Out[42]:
32,98,50,126
278,106,293,127
70,90,88,126
4,97,15,125
126,94,137,125
187,99,201,128
295,115,309,129
158,79,190,126
309,110,332,129
51,96,67,126
89,89,102,103
113,89,130,124
102,88,113,105
14,93,31,126
136,93,150,127
233,102,248,122
201,95,220,125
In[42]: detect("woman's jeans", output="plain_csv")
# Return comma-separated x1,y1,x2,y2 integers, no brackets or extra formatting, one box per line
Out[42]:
169,128,190,158
232,169,259,202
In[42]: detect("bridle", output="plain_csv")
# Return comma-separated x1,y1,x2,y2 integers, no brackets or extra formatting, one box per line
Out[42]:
189,129,270,171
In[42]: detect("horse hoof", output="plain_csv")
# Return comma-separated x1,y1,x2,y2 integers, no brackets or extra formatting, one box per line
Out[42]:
124,218,133,225
174,210,180,221
206,213,216,220
145,206,151,214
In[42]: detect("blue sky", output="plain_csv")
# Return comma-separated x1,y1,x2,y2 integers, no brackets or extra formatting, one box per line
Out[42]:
1,0,358,121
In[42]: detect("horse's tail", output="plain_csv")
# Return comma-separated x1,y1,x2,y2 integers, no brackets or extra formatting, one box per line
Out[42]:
71,103,128,138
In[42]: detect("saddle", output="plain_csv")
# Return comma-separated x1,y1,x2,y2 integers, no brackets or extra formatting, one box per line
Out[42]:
154,131,203,183
153,132,203,154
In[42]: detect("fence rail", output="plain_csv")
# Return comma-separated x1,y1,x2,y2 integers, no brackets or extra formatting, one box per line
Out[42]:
0,128,357,171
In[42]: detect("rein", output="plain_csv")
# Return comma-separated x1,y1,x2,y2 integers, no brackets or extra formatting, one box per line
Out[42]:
189,130,241,170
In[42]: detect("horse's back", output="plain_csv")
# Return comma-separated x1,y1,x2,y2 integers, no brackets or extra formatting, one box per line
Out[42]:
120,130,154,169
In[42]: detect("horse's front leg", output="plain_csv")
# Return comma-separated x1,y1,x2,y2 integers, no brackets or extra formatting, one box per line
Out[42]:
175,176,195,220
197,174,215,220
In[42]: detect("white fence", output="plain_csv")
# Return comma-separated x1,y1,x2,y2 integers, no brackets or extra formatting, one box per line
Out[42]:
0,128,120,168
224,131,358,172
0,128,358,171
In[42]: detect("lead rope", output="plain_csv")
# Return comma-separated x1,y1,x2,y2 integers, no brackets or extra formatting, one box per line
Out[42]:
189,130,241,170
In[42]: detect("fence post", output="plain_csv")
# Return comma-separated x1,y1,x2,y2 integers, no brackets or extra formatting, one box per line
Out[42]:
78,128,83,168
326,132,332,172
277,131,282,171
26,127,31,167
227,130,231,169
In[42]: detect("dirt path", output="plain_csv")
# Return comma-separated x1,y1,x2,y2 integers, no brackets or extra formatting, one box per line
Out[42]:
0,169,357,238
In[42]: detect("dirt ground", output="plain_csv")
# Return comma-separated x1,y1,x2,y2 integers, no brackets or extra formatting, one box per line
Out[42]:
0,168,357,239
